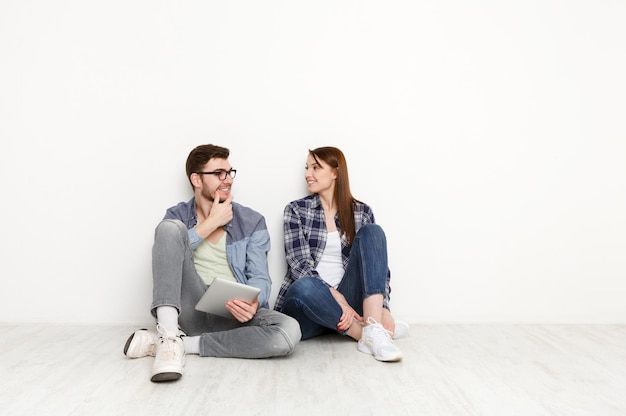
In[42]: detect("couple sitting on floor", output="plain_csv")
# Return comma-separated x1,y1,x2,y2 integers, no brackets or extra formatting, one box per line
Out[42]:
123,144,408,382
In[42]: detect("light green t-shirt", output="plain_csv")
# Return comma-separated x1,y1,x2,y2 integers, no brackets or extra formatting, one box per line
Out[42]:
193,232,237,285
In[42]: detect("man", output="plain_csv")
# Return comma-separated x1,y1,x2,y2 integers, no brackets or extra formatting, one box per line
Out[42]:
124,144,301,382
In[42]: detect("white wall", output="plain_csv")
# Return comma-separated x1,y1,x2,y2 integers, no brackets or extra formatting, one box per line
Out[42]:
1,1,625,325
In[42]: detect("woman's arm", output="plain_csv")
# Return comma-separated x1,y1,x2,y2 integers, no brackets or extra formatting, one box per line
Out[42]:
283,203,321,281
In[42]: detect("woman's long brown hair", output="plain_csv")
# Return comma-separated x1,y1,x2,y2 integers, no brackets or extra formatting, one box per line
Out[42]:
309,147,362,246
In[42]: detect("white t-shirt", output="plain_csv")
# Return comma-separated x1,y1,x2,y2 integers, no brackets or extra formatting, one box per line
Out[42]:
316,231,344,288
193,232,236,285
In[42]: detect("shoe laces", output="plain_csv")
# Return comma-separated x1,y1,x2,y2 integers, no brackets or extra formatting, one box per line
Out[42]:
156,323,181,340
364,317,394,344
157,324,187,339
155,324,183,358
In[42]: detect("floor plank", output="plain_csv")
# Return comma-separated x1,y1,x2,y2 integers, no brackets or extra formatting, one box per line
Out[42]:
1,324,625,415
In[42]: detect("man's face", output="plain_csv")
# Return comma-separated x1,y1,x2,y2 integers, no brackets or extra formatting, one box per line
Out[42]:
194,158,234,202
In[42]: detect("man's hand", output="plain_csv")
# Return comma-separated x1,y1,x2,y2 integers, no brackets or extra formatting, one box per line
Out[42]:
195,190,233,239
225,297,259,323
208,189,233,227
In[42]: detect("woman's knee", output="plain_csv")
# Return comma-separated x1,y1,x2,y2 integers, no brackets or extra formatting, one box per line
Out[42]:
355,224,388,251
356,223,385,239
284,276,319,300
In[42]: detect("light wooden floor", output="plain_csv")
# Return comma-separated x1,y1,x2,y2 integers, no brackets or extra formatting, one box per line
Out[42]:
1,324,625,416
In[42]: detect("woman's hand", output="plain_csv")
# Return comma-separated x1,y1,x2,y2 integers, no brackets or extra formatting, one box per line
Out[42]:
225,297,259,323
330,288,363,331
337,304,362,332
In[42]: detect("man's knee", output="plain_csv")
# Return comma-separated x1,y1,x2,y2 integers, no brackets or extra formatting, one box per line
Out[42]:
155,219,187,239
259,309,302,355
276,314,302,355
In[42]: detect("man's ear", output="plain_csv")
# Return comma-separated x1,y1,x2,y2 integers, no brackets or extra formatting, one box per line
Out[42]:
190,173,202,188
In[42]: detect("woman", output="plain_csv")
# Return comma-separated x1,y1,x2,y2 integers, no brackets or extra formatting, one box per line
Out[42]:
274,146,407,362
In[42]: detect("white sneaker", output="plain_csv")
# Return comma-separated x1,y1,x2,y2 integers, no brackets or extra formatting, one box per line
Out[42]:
393,319,410,340
357,317,403,362
151,324,185,382
123,329,158,358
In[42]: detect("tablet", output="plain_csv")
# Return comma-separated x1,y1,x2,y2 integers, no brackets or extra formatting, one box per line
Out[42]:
194,278,261,319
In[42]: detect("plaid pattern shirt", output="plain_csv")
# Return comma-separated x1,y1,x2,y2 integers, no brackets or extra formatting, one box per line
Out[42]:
274,193,391,311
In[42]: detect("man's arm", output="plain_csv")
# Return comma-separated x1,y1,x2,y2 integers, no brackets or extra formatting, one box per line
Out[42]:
242,226,272,307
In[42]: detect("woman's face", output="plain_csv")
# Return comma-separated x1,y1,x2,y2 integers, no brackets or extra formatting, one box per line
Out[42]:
305,153,336,194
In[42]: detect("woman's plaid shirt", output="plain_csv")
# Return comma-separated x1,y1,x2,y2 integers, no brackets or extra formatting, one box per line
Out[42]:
274,193,391,311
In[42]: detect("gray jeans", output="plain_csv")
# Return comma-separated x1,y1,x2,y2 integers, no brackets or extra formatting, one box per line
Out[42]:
150,219,301,358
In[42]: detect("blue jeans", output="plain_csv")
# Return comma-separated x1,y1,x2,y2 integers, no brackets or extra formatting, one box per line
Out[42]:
281,224,388,340
150,219,301,358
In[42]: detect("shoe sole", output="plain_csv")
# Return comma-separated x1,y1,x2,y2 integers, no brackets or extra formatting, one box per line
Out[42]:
151,359,184,382
151,371,183,382
151,345,185,382
123,330,143,356
123,329,153,358
357,341,403,362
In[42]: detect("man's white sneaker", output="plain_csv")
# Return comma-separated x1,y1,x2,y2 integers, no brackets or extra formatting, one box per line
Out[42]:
358,317,403,362
151,324,185,382
393,319,410,340
123,329,158,358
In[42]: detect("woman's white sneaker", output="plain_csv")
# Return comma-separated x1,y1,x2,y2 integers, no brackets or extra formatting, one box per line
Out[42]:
357,317,403,362
393,319,410,339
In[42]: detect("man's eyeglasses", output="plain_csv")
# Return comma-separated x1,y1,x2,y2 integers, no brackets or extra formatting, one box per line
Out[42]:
194,169,237,181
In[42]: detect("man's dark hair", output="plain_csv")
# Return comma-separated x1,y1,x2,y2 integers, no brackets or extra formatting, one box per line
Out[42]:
185,144,230,190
